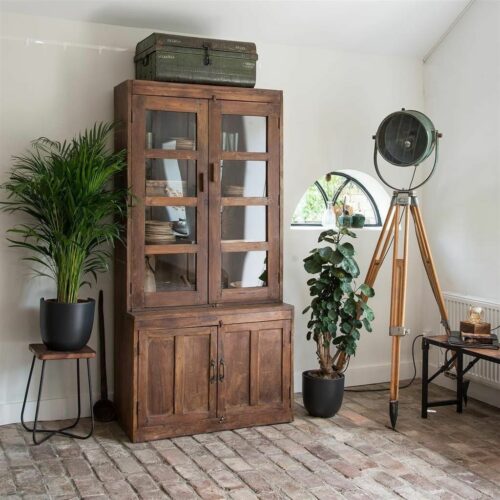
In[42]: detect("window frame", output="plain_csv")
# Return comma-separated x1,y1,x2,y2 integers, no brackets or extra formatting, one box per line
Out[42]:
291,171,382,228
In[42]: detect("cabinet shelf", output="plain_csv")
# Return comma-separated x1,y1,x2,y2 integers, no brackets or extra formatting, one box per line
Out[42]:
221,197,268,206
145,149,198,160
145,243,198,255
221,241,269,252
221,152,269,161
145,196,198,207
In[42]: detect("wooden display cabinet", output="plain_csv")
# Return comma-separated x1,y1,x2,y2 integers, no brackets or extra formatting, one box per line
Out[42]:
114,80,293,442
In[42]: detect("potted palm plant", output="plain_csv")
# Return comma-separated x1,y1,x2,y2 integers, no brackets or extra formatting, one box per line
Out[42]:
302,227,375,417
1,123,126,351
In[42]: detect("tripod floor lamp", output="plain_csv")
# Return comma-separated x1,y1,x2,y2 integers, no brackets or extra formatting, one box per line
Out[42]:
364,110,450,429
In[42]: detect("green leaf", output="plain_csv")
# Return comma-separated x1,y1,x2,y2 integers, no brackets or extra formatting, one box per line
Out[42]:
333,288,342,302
304,259,322,274
360,302,375,321
359,283,375,297
341,322,352,334
302,306,311,314
338,242,354,257
328,309,338,321
344,299,356,316
332,268,347,279
318,229,338,242
340,227,357,238
306,331,312,341
362,318,373,332
318,246,334,261
330,249,344,265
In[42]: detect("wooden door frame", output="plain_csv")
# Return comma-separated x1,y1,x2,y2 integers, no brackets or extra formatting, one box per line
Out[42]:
208,100,281,305
130,95,209,308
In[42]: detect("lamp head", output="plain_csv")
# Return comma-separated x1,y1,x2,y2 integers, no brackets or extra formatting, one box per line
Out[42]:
376,109,437,167
373,109,441,191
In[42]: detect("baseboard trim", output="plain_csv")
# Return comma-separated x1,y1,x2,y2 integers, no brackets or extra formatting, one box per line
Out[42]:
0,391,107,426
294,360,416,393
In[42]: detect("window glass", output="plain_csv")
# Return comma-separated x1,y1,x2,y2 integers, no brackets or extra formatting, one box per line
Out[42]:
291,172,382,227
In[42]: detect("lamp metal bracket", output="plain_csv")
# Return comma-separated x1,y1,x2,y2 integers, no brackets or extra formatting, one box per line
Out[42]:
390,326,410,337
392,191,418,207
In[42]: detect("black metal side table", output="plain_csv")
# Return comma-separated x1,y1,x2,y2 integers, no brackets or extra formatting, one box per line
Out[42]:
422,335,500,418
21,343,96,445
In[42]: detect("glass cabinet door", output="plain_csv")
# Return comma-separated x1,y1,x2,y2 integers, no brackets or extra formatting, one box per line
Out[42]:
208,100,281,303
131,95,208,307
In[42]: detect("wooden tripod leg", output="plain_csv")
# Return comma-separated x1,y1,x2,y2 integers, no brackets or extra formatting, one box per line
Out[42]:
364,203,397,289
410,205,450,334
388,205,410,429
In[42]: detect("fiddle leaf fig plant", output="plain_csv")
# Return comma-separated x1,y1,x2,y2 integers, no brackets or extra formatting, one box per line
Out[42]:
303,227,375,378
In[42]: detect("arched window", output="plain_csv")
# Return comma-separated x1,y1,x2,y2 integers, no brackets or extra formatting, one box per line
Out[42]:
291,172,383,227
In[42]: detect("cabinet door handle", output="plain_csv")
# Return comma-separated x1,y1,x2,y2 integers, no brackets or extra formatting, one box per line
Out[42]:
210,163,216,182
209,359,216,383
199,172,204,193
218,358,225,381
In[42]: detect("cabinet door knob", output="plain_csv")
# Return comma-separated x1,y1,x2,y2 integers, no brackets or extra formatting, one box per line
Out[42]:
218,358,225,381
209,359,216,383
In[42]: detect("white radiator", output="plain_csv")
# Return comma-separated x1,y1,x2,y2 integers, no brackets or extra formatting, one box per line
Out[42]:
440,292,500,388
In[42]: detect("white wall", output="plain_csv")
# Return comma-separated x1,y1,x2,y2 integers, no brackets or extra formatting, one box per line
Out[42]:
0,12,424,425
421,1,500,402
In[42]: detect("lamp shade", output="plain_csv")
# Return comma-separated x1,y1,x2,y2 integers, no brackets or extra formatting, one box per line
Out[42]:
376,110,436,167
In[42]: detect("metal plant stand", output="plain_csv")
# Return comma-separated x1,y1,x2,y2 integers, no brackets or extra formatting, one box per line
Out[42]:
21,344,95,445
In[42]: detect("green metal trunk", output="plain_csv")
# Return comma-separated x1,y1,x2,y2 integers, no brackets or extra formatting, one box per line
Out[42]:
135,33,258,88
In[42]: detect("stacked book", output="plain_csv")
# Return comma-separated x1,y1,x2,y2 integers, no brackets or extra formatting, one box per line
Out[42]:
145,221,176,244
461,331,498,347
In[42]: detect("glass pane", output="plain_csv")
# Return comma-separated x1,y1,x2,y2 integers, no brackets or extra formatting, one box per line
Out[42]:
144,254,196,292
291,185,326,225
221,160,266,197
221,115,267,152
146,159,196,197
222,251,267,289
145,110,196,150
337,181,378,225
221,206,266,242
145,206,196,244
317,173,346,200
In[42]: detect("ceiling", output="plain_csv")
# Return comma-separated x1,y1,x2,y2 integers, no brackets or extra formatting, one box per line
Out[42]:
0,0,470,58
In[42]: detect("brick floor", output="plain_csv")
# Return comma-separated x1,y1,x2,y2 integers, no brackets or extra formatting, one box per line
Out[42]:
1,382,499,498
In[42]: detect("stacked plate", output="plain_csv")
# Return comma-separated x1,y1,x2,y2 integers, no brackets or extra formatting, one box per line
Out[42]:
145,221,176,244
146,180,187,197
164,137,195,151
225,185,245,197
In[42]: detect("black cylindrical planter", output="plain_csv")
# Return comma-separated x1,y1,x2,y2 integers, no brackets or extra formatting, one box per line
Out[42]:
302,370,345,418
40,298,95,351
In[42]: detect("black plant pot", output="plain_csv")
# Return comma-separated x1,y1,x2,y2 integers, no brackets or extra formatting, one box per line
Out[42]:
302,370,345,418
40,298,95,351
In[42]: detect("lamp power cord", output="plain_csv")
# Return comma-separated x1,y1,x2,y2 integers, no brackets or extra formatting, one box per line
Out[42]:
345,334,423,393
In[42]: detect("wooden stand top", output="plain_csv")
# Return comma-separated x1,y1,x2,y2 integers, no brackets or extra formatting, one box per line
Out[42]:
29,344,96,360
424,335,500,362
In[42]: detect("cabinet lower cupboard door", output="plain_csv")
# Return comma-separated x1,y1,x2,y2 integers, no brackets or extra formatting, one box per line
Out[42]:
138,327,217,428
218,320,292,419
